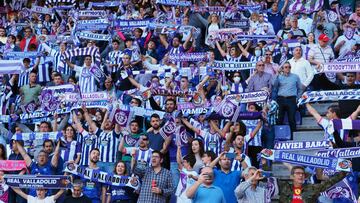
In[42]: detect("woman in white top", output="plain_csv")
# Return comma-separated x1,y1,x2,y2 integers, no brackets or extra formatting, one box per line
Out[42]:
205,13,221,47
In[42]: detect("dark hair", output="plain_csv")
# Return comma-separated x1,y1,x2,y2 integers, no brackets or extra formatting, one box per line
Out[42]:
132,98,142,106
150,114,160,120
203,150,216,162
84,55,92,59
42,139,54,148
248,102,262,112
183,154,196,167
40,121,52,131
134,28,143,34
188,138,204,157
68,76,77,83
327,105,340,117
90,148,100,154
112,39,120,44
231,121,247,141
291,165,305,175
0,144,6,160
130,120,140,126
114,161,128,175
23,58,31,63
53,72,62,78
152,150,163,159
165,98,176,105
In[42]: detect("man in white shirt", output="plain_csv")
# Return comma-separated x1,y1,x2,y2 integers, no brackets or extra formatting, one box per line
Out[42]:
308,34,336,90
298,14,313,34
12,187,64,203
289,46,314,92
334,26,360,57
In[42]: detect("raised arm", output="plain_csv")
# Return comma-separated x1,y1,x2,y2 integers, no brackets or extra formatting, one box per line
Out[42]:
349,105,360,120
280,0,289,16
183,29,193,50
237,42,250,58
51,140,60,168
65,59,75,69
159,34,169,49
127,76,142,89
305,103,322,122
11,188,28,200
82,105,98,132
53,189,65,200
16,140,32,167
176,145,183,170
215,41,227,58
72,111,84,132
181,118,200,134
101,110,109,130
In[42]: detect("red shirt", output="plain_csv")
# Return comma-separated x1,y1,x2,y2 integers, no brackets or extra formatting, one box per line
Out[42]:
292,186,303,203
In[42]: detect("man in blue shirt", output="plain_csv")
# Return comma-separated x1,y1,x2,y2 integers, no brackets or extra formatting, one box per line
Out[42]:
210,153,241,203
186,166,226,203
273,61,302,139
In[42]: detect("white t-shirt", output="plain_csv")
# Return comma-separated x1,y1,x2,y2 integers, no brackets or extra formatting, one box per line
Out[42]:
27,195,55,203
175,168,198,203
335,35,360,58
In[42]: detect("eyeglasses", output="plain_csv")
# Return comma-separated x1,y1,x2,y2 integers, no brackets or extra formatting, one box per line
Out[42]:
265,54,272,56
25,30,31,33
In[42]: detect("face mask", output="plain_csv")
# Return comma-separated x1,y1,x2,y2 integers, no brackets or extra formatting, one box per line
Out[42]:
255,50,261,57
233,76,240,83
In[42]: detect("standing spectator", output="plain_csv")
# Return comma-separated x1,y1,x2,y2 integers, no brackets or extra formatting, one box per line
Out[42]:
235,166,266,202
335,25,360,57
288,46,314,92
186,166,226,203
267,0,289,34
289,16,306,39
349,4,360,27
246,61,273,92
63,180,92,203
8,140,26,203
12,187,64,203
298,14,313,34
209,153,241,203
19,27,37,51
136,150,174,203
273,62,302,139
308,34,336,90
19,71,41,105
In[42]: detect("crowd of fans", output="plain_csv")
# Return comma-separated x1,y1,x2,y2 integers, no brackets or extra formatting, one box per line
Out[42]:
0,0,359,202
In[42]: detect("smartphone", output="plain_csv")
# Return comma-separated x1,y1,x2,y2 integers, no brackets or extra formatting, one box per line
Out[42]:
225,153,236,159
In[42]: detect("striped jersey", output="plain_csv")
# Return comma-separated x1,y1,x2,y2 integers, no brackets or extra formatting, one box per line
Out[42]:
74,65,97,93
168,46,185,67
97,129,121,163
37,62,52,83
135,148,153,166
230,154,252,171
18,67,34,87
199,129,223,156
243,120,262,147
107,50,122,73
60,140,81,163
78,130,99,166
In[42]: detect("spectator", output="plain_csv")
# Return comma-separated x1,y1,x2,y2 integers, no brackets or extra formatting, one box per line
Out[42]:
288,46,314,92
63,180,92,203
19,27,37,51
136,150,174,203
267,0,289,34
186,166,226,203
246,61,273,92
273,62,302,139
234,166,266,202
12,187,64,203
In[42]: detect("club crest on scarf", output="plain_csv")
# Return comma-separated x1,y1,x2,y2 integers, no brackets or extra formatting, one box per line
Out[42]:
344,27,355,40
114,110,128,126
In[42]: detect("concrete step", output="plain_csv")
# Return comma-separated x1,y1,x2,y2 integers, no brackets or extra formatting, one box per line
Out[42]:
297,116,322,130
293,130,324,141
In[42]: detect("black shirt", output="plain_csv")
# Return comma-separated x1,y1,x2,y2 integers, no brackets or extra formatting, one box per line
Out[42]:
63,195,92,203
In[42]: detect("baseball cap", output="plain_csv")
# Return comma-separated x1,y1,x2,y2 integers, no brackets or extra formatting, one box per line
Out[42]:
318,34,330,42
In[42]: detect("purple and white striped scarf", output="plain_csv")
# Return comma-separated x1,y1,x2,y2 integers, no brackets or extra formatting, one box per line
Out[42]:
288,0,324,14
168,52,208,62
298,89,360,105
0,60,23,74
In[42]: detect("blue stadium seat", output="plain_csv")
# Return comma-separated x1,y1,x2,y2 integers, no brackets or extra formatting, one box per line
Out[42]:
274,125,291,141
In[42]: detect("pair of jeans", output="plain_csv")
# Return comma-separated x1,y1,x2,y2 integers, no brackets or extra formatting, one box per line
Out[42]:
277,96,297,139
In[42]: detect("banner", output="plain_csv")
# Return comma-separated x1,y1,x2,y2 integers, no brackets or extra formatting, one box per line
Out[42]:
113,19,152,28
30,4,53,14
3,52,39,59
4,175,70,189
0,160,26,171
274,140,330,150
63,91,109,102
298,89,360,105
159,118,177,139
75,32,111,41
225,91,269,104
64,163,140,189
261,149,352,172
225,20,250,28
317,147,360,159
90,1,123,7
317,62,360,73
168,53,208,62
11,131,63,141
212,61,255,71
178,102,213,116
321,174,358,202
288,0,324,14
0,60,24,74
155,0,192,6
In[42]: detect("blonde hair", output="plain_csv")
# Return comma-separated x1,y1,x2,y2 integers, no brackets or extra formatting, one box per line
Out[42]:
208,13,219,23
